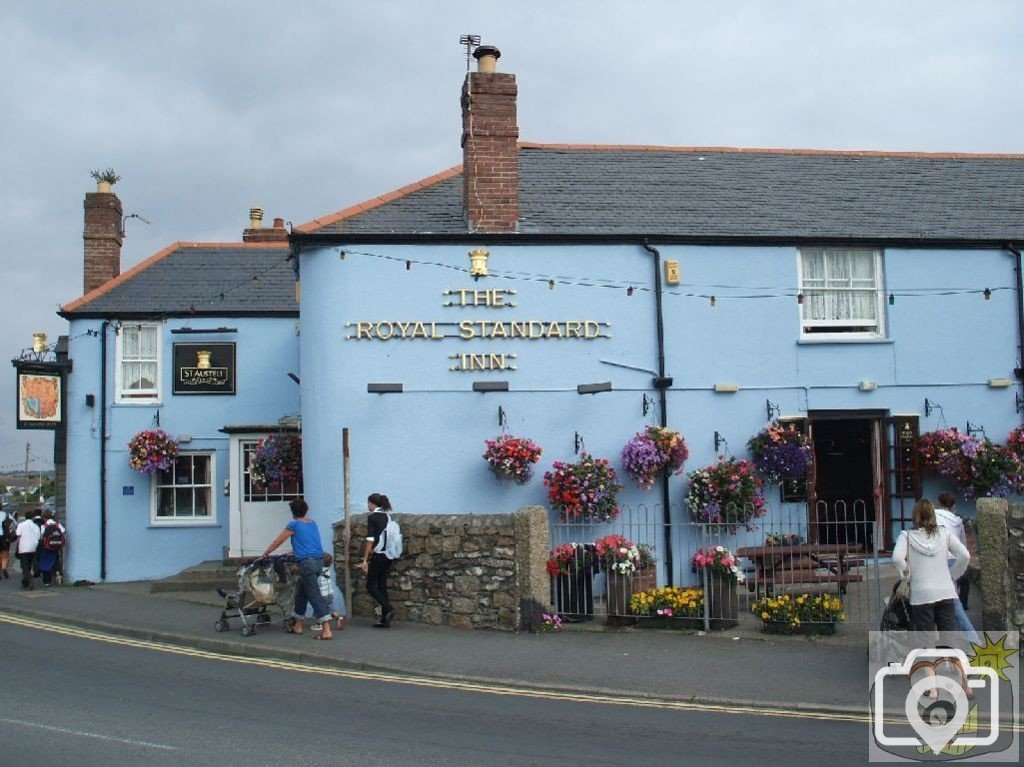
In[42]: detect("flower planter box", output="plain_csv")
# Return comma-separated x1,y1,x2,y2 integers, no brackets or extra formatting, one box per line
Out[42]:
761,620,839,636
604,568,658,626
635,615,704,630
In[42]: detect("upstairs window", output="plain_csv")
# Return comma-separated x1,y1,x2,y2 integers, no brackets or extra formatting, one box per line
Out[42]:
799,248,885,339
117,323,161,401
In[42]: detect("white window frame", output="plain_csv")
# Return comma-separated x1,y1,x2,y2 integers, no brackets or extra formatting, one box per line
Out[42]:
150,452,217,525
115,322,162,402
797,248,886,340
241,438,304,503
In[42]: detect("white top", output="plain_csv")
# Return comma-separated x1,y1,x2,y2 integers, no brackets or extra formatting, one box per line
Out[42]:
15,519,40,554
892,527,969,606
934,506,967,547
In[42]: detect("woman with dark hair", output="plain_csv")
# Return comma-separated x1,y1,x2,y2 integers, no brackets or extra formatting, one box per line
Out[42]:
262,498,334,639
359,492,396,628
893,499,970,633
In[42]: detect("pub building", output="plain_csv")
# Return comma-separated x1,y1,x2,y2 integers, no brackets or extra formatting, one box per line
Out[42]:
52,45,1024,584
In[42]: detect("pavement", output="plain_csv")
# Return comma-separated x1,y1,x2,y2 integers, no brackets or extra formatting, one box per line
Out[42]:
0,568,890,716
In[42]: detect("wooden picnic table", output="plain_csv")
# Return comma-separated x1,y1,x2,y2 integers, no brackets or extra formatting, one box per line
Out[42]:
735,543,865,595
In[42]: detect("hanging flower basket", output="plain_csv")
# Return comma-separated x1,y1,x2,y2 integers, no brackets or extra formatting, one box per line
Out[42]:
620,425,689,491
919,428,1023,498
685,456,766,530
483,434,543,485
250,433,303,486
543,453,623,523
746,421,813,483
128,429,180,475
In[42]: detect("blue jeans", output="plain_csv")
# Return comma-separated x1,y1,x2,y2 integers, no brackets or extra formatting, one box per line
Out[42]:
953,597,980,644
293,557,331,622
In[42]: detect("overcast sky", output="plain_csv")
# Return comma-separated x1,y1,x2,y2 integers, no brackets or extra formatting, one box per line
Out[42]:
1,0,1022,471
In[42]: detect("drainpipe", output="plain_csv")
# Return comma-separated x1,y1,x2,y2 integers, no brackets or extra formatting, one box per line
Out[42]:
641,240,675,585
100,320,109,580
1008,242,1024,423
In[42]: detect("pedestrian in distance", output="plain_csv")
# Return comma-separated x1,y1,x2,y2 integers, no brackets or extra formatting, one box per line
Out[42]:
261,497,334,640
359,492,401,628
15,509,42,590
0,503,16,579
38,509,66,587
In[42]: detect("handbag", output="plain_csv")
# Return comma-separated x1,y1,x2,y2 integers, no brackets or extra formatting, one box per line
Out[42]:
895,574,911,601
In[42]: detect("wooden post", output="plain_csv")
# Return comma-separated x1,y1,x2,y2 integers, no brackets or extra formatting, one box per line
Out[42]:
343,428,352,620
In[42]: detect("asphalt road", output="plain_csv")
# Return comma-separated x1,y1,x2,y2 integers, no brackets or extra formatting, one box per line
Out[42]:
0,618,869,766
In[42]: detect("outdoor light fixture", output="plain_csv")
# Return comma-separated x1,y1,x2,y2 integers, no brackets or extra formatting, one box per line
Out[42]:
713,383,739,393
468,248,490,278
367,383,403,394
577,382,612,395
32,332,47,353
472,381,508,392
988,378,1012,388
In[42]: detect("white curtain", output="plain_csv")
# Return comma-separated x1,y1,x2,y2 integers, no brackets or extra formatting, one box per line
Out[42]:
801,249,878,323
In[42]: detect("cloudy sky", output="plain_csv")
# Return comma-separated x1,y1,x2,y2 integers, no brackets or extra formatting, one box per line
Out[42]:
1,0,1021,471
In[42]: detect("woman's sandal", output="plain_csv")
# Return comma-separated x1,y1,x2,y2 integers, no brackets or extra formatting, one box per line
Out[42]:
313,633,332,640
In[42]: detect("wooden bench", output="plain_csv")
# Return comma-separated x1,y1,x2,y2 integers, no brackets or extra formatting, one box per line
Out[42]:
735,543,864,596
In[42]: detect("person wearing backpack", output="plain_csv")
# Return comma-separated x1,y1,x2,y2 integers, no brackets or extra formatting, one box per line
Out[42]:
359,492,400,628
38,509,66,587
0,504,16,578
14,509,42,590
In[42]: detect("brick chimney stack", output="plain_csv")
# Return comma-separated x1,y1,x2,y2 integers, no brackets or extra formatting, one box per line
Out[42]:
243,207,289,243
83,184,123,294
461,45,519,233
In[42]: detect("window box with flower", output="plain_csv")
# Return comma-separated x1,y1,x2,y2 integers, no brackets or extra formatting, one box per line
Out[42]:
546,543,595,621
483,433,542,485
128,429,180,475
691,545,742,628
630,586,704,629
543,453,623,523
620,425,689,491
751,592,846,635
685,456,766,532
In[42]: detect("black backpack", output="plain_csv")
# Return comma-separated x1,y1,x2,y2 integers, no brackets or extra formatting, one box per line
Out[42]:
1,515,15,544
41,523,65,552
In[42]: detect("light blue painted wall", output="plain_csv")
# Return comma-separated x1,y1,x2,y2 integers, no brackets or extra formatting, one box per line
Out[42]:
64,316,299,581
298,242,1021,556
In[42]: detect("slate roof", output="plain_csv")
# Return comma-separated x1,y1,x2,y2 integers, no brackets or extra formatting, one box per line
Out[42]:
298,144,1024,241
61,242,296,317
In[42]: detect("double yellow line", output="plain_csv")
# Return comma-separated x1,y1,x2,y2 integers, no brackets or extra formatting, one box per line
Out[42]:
0,612,868,724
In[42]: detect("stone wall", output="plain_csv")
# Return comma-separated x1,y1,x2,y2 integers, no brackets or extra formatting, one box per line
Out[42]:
331,505,550,631
977,498,1024,631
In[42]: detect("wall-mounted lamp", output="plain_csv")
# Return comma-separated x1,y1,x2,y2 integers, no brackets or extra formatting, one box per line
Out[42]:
287,372,301,385
367,383,403,394
988,378,1013,388
177,434,192,444
84,394,96,408
858,380,877,392
473,381,509,392
766,400,781,420
577,382,612,395
713,383,739,393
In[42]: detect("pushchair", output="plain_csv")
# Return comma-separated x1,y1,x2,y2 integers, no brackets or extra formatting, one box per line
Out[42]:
214,555,300,637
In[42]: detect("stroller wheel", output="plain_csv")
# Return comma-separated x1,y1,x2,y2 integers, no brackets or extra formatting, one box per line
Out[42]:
214,619,229,633
241,625,255,637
